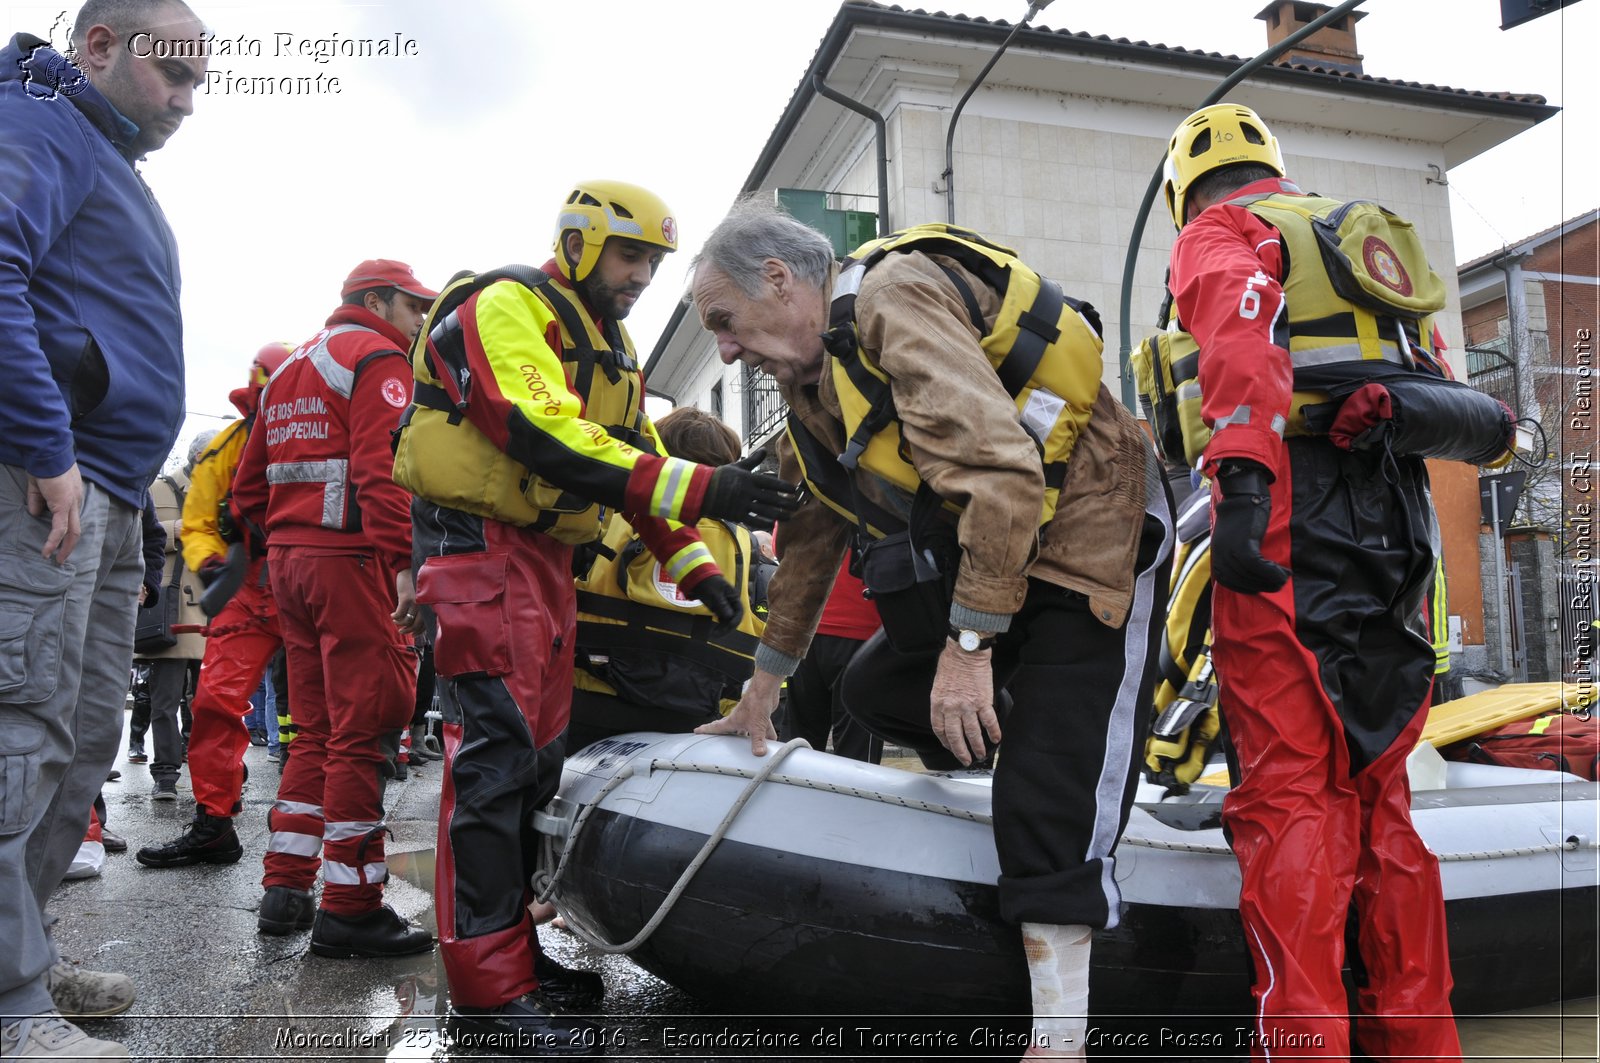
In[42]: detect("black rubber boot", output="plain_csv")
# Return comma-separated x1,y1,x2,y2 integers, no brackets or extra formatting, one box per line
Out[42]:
135,812,243,868
258,886,315,935
534,953,605,1010
309,905,433,958
447,993,604,1057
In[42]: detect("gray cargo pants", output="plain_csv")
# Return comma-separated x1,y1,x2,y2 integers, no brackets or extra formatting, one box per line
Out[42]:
0,466,141,1020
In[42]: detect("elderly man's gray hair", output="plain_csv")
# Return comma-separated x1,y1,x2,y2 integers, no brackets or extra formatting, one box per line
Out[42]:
691,195,837,299
184,427,220,473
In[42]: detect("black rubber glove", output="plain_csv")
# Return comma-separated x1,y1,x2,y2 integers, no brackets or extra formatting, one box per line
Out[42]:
197,555,227,588
199,544,248,617
689,573,744,634
700,448,804,525
1211,460,1290,595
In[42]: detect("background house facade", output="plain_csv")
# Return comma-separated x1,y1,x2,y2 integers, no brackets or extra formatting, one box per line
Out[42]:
1462,210,1600,681
646,0,1557,676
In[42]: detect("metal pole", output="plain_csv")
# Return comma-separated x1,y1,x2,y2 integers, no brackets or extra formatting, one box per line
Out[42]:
943,0,1054,225
1114,0,1368,409
1491,486,1512,678
812,74,891,236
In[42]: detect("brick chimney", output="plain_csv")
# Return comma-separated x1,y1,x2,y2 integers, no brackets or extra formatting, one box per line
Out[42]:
1255,1,1366,74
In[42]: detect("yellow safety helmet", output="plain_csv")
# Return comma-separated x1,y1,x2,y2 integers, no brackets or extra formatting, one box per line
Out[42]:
553,180,679,283
1163,104,1284,230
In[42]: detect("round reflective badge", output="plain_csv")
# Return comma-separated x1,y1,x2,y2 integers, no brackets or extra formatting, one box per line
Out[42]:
1363,236,1413,297
651,561,700,609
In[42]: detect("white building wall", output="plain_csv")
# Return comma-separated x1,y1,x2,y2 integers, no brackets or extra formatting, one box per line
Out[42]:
669,78,1463,428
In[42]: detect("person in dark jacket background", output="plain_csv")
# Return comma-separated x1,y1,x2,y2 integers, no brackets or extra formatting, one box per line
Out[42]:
0,1,208,1058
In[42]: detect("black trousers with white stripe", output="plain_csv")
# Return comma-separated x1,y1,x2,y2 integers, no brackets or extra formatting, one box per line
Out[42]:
841,511,1170,930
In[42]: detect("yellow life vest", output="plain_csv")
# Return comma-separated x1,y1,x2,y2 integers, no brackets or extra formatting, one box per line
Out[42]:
573,514,764,718
1134,194,1452,468
823,224,1105,533
392,265,651,544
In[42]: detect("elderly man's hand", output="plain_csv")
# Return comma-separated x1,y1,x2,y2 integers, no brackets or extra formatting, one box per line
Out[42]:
931,639,1002,767
696,667,782,756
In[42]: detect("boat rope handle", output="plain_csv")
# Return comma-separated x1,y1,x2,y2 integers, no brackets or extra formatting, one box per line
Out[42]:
530,738,813,955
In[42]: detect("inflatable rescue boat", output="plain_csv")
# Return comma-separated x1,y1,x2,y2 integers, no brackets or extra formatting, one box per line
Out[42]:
533,724,1599,1018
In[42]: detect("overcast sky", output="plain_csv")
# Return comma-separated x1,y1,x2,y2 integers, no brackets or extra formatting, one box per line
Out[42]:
8,0,1594,457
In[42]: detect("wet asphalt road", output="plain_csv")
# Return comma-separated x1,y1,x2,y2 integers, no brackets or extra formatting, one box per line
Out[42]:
56,712,1053,1063
56,711,1594,1062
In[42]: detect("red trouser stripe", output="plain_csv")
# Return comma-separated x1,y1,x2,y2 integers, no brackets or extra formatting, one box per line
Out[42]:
188,574,279,817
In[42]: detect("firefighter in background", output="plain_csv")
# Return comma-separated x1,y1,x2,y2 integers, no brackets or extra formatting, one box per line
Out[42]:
233,260,437,958
1162,103,1496,1059
568,405,766,751
136,342,293,872
392,180,802,1053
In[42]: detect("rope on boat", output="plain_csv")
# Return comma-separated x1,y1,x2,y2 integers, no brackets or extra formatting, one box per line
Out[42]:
1122,834,1600,861
1435,835,1598,861
642,759,995,825
531,738,814,954
532,746,1600,953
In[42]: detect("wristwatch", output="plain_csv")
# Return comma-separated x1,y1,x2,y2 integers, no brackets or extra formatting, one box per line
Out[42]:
949,625,996,652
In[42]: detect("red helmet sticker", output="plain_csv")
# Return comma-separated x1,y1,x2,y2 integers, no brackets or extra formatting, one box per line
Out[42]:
1363,236,1413,297
661,216,678,245
381,377,409,409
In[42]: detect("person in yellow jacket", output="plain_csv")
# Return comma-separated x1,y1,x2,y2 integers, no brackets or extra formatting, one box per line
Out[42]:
569,406,766,750
392,179,801,1052
137,343,294,874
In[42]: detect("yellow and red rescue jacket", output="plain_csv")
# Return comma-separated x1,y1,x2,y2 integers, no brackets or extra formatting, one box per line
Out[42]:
393,261,720,588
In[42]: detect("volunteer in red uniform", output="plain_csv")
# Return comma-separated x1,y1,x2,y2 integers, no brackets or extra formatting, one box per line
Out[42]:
233,260,436,957
1163,104,1466,1060
137,343,293,872
392,180,803,1053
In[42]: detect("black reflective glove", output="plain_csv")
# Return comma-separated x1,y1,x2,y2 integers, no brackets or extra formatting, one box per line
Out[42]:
689,573,744,634
199,544,249,617
217,498,241,545
1211,460,1290,595
700,448,804,525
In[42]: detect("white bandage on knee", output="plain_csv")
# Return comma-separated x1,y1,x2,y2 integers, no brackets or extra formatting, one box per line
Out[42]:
1022,922,1092,1058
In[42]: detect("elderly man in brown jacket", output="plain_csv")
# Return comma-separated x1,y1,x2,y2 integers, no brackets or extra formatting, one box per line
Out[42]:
690,197,1171,1059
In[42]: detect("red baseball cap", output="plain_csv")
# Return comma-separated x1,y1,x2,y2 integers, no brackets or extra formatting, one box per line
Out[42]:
340,259,439,301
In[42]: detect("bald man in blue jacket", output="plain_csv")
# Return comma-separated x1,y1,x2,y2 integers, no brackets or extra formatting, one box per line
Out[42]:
0,2,209,1057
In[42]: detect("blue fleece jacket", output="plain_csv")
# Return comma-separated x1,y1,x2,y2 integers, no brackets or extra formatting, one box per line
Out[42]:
0,33,184,510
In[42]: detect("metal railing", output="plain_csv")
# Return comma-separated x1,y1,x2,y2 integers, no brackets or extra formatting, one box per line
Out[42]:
741,364,788,447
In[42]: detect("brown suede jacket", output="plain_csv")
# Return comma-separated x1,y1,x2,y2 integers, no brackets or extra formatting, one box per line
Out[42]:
758,251,1155,673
